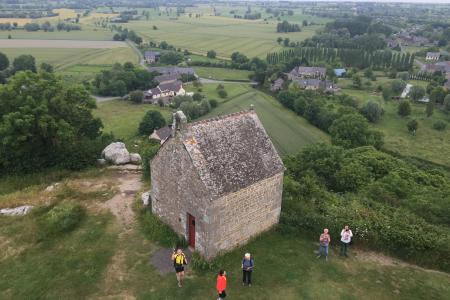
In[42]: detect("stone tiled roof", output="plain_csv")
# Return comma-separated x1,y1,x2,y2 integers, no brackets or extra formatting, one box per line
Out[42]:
155,74,178,84
180,110,284,197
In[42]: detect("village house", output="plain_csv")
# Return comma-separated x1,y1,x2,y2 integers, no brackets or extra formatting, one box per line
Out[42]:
294,78,338,92
423,61,450,73
148,66,197,78
144,51,161,64
149,126,172,144
426,52,441,61
150,109,284,259
143,80,186,104
287,66,326,80
270,78,284,92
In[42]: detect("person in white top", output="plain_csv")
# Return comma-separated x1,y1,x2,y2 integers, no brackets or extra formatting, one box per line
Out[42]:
340,225,353,257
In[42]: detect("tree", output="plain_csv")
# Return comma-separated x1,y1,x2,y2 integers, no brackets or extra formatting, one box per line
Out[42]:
429,87,447,104
206,50,216,59
0,71,105,174
407,119,418,135
0,52,9,71
364,68,373,78
382,85,393,101
12,55,36,73
277,37,283,44
329,113,384,149
361,101,383,122
444,94,450,114
409,86,425,101
129,90,144,103
159,51,184,65
40,62,53,73
231,52,249,64
218,89,228,98
391,79,406,95
397,101,411,116
352,74,362,89
138,110,166,135
283,38,290,47
426,100,434,117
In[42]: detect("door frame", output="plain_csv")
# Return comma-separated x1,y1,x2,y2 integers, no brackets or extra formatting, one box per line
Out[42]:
187,213,196,248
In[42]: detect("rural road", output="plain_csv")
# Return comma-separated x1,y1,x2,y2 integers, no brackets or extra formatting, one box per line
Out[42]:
93,95,120,103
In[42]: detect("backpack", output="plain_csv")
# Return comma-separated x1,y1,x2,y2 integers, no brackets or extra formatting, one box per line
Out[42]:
174,253,186,266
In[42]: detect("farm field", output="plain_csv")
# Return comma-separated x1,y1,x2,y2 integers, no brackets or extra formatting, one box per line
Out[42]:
197,84,330,155
193,66,252,81
0,27,113,41
339,86,450,166
0,47,138,71
0,39,127,48
123,15,320,58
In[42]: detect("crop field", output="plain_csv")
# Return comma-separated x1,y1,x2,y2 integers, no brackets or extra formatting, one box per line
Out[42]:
0,39,127,48
197,84,330,155
193,67,252,81
0,47,138,71
123,15,320,58
0,27,113,41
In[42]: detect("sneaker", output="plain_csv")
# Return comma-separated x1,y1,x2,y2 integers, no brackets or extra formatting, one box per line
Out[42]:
325,256,328,262
178,282,182,288
242,282,245,286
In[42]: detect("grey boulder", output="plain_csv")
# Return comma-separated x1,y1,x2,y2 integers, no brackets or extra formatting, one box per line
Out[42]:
0,205,33,216
102,142,131,165
130,153,142,165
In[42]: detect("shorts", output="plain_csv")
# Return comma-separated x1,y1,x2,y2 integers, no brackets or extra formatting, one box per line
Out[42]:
174,265,184,273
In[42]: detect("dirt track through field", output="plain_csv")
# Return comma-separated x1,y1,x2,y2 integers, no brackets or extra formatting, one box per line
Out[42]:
0,39,128,48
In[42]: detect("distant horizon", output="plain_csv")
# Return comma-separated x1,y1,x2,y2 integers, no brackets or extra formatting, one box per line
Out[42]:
257,0,450,3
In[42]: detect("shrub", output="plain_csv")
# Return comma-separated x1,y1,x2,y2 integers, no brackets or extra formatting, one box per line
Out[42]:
191,251,215,271
397,101,411,116
138,110,166,135
209,99,218,108
129,90,144,103
360,101,383,123
433,120,447,131
206,50,216,59
218,89,228,98
138,209,187,248
407,119,418,134
37,202,84,239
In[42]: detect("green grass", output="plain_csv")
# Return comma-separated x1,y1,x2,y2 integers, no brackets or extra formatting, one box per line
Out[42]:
339,85,450,167
122,13,320,58
194,66,252,81
0,210,116,299
94,100,173,145
198,84,330,155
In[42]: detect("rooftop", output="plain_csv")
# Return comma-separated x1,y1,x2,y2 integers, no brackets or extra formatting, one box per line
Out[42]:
179,110,284,196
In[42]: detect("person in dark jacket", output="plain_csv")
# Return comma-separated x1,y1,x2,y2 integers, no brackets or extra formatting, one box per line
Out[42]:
241,253,254,286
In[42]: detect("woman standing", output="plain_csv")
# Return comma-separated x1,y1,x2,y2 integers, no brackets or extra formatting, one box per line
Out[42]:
216,269,227,299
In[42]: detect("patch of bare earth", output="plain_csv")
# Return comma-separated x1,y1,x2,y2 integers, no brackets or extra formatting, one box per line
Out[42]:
353,249,450,277
90,169,143,299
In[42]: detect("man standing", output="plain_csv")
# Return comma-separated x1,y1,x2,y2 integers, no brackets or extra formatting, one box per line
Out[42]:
317,228,331,261
241,253,254,286
171,248,187,287
340,225,353,257
216,269,227,299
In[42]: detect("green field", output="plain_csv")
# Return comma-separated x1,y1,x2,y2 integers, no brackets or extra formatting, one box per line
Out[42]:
0,47,138,71
338,83,450,167
0,27,113,41
196,84,330,155
123,14,320,58
194,67,252,81
94,100,173,145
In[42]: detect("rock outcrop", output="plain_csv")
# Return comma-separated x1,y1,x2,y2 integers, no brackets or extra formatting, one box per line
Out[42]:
101,142,142,165
0,205,33,216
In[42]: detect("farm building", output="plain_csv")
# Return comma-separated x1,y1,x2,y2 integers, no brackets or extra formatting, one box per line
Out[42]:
293,78,338,92
426,52,441,61
270,78,284,91
287,66,326,80
144,80,186,104
144,51,161,64
148,66,197,78
150,109,284,259
149,126,172,144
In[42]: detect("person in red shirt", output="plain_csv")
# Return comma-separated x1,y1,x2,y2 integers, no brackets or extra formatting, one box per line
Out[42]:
216,269,227,299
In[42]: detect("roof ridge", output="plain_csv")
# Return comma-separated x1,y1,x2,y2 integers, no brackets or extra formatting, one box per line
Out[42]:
187,109,255,127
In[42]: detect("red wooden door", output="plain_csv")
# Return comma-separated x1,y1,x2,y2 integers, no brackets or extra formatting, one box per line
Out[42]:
188,214,196,248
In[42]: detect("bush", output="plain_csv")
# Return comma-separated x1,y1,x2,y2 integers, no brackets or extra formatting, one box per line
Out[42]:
206,50,216,59
360,101,383,123
398,101,411,116
37,202,84,240
218,89,228,98
129,90,144,103
138,110,166,135
209,99,218,108
191,251,215,271
433,120,447,131
407,119,418,134
138,209,187,248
